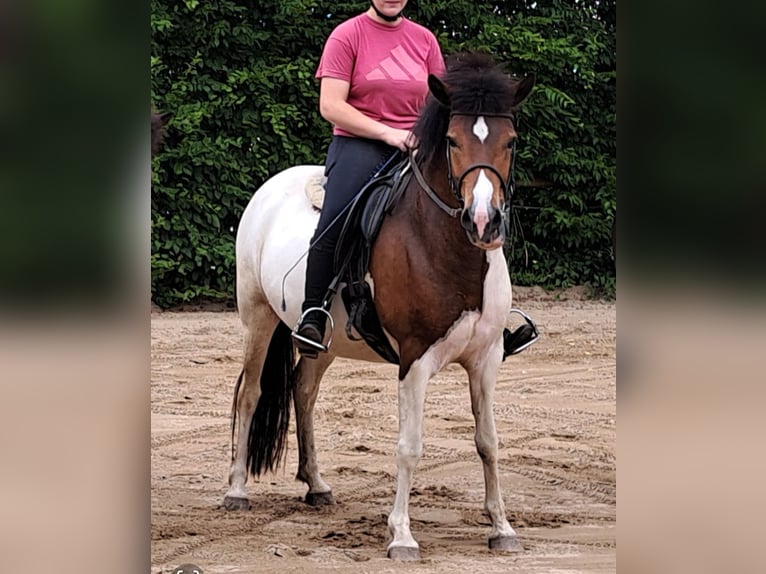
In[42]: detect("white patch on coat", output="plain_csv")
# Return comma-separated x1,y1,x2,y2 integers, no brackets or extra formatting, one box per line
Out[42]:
473,116,489,143
471,170,493,237
405,248,510,376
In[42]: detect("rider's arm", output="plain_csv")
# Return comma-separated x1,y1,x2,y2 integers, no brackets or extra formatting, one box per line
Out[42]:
319,78,412,151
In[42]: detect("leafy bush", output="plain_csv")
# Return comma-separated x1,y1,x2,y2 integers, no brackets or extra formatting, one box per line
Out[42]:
151,0,615,307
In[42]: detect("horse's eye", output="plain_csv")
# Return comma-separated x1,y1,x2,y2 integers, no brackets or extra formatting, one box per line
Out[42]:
507,139,516,149
446,136,458,148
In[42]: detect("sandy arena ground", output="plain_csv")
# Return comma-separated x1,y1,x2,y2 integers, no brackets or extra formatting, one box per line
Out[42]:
151,288,615,573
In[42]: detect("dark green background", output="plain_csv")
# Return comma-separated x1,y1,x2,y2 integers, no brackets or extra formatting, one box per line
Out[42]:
150,0,616,307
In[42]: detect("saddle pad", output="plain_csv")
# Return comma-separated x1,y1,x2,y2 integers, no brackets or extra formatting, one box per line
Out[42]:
304,174,327,210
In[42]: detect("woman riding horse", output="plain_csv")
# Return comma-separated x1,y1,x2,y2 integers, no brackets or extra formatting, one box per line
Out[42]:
293,0,537,358
225,52,536,560
293,0,445,355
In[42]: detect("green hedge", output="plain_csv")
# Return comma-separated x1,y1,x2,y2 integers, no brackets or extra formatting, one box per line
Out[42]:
151,0,616,307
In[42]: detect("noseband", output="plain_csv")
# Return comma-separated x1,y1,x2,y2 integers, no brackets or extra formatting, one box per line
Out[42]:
410,112,518,221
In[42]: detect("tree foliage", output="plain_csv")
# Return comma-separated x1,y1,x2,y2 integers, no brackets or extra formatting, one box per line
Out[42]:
151,0,616,307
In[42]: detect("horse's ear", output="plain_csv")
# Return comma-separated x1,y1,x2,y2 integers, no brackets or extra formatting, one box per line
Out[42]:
511,74,536,108
428,74,451,107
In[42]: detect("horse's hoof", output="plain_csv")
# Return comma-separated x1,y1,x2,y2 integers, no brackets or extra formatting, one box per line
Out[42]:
222,496,251,511
305,491,335,506
387,546,421,561
488,535,523,552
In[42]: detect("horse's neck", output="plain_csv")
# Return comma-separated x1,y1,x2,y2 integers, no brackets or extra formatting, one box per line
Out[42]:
399,163,488,272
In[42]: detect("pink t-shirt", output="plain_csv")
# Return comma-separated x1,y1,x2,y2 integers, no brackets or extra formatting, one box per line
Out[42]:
316,14,445,137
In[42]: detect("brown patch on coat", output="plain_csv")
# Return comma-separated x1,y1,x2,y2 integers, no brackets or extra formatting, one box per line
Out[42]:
370,155,488,380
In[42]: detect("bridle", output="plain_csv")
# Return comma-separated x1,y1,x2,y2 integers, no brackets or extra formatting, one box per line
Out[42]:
448,112,517,206
410,111,518,222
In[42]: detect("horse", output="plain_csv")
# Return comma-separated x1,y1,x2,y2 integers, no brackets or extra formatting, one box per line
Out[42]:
224,52,535,560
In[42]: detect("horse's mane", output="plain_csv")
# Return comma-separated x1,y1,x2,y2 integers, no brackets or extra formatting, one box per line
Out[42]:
413,52,518,166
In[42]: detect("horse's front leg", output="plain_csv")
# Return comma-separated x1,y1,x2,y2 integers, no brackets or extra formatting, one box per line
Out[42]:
465,341,523,552
387,362,430,561
293,354,335,506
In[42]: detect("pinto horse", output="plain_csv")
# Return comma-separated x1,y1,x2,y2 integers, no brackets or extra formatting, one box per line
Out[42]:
224,53,535,560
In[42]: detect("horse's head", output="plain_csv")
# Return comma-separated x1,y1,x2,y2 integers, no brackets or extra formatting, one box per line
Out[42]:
416,53,535,250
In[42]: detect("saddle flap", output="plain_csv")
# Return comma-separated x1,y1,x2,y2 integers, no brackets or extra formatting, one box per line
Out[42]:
334,153,410,272
359,162,411,242
360,181,393,241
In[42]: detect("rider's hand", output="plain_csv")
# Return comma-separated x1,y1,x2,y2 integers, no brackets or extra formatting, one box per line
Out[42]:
382,127,419,152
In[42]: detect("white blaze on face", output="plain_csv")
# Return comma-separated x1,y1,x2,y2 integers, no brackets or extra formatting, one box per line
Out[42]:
471,170,493,238
473,116,489,143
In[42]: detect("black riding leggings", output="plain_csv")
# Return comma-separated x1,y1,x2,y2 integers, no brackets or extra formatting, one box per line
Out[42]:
303,136,398,313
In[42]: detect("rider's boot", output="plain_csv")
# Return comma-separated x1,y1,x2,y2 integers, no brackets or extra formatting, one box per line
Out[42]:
293,310,328,359
293,241,335,359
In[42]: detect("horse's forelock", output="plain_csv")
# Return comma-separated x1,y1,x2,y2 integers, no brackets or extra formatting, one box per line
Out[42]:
444,53,516,115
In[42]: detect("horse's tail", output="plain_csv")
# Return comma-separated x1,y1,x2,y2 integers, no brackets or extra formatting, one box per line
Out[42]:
230,368,245,464
247,321,295,477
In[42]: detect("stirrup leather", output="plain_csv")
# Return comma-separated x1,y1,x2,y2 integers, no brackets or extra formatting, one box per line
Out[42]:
291,307,335,355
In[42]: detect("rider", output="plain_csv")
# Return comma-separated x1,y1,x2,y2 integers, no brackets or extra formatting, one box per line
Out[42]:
293,0,539,359
293,0,444,356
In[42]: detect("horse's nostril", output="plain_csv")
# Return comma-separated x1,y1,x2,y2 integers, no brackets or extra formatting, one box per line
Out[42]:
460,209,473,232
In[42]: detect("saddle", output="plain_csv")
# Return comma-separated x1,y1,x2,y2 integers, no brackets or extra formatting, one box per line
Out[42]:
325,152,412,364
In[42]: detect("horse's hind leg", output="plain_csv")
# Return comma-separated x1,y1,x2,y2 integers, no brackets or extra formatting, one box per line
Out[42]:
465,345,523,551
223,305,279,510
293,353,335,505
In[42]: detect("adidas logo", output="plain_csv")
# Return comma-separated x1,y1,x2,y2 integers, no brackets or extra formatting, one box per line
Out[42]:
365,45,427,81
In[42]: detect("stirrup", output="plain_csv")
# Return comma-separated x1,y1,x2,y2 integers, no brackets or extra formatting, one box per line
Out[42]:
503,308,540,358
291,307,335,356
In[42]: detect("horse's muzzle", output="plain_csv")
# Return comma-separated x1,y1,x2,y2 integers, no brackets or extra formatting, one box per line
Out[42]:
461,204,505,249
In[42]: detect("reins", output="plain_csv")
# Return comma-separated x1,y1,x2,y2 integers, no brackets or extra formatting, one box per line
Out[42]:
409,152,462,218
